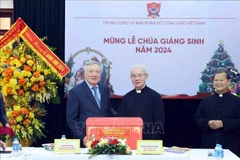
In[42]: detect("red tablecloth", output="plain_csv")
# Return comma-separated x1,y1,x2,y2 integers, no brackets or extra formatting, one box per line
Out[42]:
0,126,14,137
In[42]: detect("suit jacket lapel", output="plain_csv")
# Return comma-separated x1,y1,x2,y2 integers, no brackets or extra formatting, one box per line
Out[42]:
82,81,100,110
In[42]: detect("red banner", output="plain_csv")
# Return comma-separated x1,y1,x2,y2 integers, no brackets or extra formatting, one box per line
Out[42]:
0,18,26,48
0,18,69,78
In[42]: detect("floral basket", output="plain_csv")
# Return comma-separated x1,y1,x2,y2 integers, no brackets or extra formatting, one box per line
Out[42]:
0,37,62,142
87,136,132,159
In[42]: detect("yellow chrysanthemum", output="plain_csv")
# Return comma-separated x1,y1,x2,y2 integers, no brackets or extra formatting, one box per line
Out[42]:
30,77,37,82
14,71,23,79
0,81,4,86
21,70,32,77
16,124,21,129
43,69,50,76
6,111,13,118
1,86,8,96
20,57,26,63
13,105,21,111
29,112,35,119
32,65,37,71
10,78,18,86
9,59,22,68
0,68,4,73
37,65,42,70
36,93,41,99
26,82,32,87
39,87,46,93
16,115,23,122
25,92,30,97
26,60,34,66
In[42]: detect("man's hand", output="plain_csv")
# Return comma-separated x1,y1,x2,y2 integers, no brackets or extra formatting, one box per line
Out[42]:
208,120,214,128
83,136,87,147
5,123,10,128
208,120,223,130
0,140,6,151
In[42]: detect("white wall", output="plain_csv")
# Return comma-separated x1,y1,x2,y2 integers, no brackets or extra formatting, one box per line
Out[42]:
0,0,13,8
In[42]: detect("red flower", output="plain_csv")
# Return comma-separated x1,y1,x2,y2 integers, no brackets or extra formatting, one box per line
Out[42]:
91,140,99,149
109,139,118,145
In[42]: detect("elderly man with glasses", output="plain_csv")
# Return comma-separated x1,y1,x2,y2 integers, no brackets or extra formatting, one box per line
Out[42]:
118,64,165,140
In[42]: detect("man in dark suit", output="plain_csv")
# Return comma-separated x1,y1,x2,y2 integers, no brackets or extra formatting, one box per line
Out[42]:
0,93,10,127
66,61,111,147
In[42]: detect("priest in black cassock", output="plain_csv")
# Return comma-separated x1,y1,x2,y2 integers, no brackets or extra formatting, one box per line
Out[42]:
194,69,240,157
117,64,165,140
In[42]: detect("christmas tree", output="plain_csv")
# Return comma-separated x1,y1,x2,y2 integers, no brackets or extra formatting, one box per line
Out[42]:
199,41,240,95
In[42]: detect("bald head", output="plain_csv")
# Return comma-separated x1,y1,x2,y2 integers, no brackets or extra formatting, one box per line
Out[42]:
130,64,147,74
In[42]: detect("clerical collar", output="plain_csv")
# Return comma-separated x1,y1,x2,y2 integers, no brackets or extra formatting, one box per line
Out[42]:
135,85,146,94
136,90,141,93
216,91,228,98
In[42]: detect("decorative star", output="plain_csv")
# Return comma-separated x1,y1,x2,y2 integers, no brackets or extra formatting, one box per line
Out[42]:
219,40,224,45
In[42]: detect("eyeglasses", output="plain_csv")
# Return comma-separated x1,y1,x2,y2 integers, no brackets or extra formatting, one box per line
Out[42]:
131,73,146,79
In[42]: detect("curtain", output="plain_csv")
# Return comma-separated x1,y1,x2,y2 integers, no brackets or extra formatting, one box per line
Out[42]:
14,0,68,146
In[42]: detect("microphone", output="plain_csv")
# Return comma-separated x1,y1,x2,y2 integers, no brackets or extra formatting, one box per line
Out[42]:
229,69,240,76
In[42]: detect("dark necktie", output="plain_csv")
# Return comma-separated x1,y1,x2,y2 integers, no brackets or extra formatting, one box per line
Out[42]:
92,87,101,109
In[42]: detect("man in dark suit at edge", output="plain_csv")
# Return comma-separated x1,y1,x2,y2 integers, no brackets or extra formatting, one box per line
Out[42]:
66,61,111,147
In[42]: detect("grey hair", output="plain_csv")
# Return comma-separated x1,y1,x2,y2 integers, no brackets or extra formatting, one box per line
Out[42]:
84,61,102,71
130,64,147,74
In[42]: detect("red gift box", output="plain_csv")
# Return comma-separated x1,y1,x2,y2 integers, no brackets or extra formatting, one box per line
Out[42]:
86,117,143,150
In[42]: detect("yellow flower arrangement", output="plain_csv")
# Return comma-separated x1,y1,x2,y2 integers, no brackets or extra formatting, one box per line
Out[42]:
0,37,62,142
